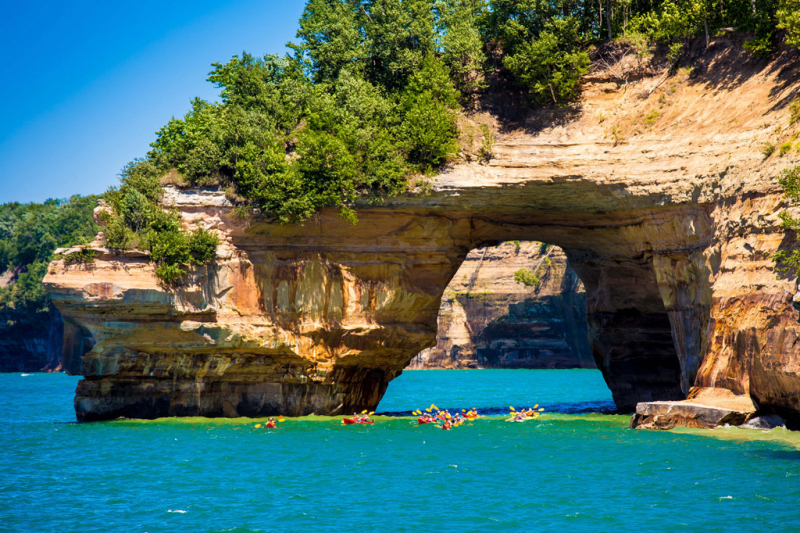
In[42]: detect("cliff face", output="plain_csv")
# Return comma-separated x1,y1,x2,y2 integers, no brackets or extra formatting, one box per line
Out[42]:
0,308,63,373
44,40,800,425
408,242,593,369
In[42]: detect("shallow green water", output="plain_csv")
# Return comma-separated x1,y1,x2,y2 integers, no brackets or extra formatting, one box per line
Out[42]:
2,370,800,532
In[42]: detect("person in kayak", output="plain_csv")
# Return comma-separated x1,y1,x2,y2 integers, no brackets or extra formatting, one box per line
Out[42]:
442,420,452,430
266,418,277,429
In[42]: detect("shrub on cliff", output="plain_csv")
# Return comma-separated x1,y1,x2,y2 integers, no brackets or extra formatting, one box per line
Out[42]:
514,268,541,287
772,166,800,277
102,161,220,284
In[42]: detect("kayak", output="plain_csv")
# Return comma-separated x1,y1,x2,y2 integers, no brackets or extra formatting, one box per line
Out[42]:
505,416,538,422
343,417,373,425
418,418,434,425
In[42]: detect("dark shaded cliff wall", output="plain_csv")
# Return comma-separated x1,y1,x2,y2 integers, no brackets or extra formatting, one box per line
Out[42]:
0,308,63,372
408,242,594,369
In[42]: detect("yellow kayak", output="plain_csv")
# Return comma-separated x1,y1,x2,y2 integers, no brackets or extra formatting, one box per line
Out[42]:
505,415,539,422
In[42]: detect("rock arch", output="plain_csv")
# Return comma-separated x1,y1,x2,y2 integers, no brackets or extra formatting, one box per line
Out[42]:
44,51,800,423
45,168,719,421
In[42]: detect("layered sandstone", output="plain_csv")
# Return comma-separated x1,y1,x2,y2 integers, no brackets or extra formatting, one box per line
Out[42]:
631,388,758,429
44,38,800,425
408,242,593,369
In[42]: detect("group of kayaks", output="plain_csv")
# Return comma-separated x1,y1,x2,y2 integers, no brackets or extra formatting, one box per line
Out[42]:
254,404,546,430
414,404,482,430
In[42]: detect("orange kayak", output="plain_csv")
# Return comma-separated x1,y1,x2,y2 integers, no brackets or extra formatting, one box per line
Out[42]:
343,417,373,425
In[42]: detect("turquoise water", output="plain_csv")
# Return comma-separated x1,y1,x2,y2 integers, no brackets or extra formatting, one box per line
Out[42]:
2,370,800,532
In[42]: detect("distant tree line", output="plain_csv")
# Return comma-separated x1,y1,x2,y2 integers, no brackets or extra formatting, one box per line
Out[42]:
0,196,100,314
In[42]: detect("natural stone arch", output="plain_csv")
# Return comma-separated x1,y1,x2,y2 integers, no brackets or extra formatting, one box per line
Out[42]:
44,50,800,422
46,177,716,420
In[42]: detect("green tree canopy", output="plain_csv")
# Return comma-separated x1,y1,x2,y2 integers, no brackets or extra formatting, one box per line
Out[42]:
102,0,800,285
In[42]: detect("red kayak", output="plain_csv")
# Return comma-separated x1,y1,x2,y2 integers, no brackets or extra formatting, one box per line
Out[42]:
343,417,373,425
418,418,434,425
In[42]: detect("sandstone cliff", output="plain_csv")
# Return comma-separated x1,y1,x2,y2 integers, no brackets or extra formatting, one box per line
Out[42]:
44,38,800,426
407,241,593,369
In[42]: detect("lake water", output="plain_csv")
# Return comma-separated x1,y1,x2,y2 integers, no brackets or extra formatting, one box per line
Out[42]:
2,369,800,532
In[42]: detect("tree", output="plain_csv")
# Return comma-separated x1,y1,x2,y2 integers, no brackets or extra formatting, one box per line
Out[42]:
9,218,56,267
365,0,437,89
398,55,460,167
11,261,48,313
778,0,800,49
293,0,366,83
503,18,590,103
400,92,459,166
435,0,486,94
480,0,560,55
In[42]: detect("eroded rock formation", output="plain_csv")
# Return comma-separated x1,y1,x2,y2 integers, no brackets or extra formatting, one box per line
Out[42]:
44,41,800,425
407,242,593,369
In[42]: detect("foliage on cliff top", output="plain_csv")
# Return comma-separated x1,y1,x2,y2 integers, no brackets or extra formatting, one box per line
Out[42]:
0,196,100,314
102,162,219,285
106,0,800,284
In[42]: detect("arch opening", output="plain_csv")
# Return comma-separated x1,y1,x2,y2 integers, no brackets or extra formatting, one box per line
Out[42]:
408,241,594,371
401,236,693,413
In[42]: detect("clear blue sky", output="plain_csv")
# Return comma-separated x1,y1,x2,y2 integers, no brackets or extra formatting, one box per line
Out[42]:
0,1,305,203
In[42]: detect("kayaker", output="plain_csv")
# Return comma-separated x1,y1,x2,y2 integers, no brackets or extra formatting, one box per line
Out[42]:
266,417,276,429
442,420,452,430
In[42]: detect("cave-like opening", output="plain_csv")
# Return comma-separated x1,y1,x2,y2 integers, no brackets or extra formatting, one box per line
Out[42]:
396,237,686,413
